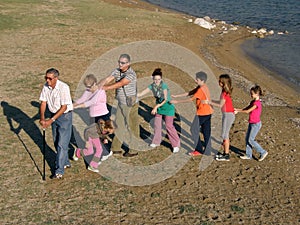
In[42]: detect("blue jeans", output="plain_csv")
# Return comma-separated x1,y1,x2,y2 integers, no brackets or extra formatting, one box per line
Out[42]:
245,122,266,158
51,112,73,175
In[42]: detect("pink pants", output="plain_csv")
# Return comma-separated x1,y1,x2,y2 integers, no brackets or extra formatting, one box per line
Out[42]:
152,114,180,148
82,137,103,168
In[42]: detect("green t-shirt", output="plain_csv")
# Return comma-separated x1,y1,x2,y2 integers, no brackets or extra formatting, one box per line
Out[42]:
148,82,175,116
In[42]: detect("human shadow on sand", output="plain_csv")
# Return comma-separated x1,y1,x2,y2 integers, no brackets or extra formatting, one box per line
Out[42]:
1,101,57,177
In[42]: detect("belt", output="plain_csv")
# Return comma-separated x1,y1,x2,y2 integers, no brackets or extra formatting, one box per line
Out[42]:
51,110,72,116
64,110,72,114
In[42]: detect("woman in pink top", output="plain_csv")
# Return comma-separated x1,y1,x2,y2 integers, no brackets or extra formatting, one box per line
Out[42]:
235,85,268,161
73,74,110,123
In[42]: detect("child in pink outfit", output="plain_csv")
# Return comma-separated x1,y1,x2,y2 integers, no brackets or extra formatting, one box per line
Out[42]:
73,74,110,123
235,85,268,161
74,120,114,172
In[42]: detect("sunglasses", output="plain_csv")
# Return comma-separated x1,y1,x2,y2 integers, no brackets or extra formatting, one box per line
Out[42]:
118,60,128,65
45,76,56,81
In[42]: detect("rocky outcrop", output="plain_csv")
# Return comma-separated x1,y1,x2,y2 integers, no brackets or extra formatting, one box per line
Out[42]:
190,16,288,39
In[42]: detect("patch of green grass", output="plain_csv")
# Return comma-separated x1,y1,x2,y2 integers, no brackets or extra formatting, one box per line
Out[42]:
0,0,73,31
0,15,18,30
150,192,160,198
231,205,245,213
1,0,42,3
101,176,112,181
179,204,197,214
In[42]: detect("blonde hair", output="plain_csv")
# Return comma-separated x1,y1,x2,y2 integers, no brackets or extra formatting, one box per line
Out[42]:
219,74,233,95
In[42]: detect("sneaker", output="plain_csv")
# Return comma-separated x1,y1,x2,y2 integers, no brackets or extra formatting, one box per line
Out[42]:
189,150,202,156
101,151,113,161
258,152,268,161
240,155,251,160
88,166,99,173
64,165,71,169
216,154,230,161
73,148,81,161
150,143,160,148
173,147,180,153
51,174,63,179
215,152,224,158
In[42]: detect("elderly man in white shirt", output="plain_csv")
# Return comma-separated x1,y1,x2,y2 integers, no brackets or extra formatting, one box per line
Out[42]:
39,68,73,179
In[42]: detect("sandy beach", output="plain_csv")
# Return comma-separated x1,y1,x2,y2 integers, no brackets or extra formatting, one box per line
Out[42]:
0,0,299,224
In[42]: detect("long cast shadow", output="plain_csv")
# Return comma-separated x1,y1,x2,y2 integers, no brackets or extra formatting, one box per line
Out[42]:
1,101,57,177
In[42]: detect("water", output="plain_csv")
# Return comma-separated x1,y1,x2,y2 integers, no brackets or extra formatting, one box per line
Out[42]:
143,0,300,89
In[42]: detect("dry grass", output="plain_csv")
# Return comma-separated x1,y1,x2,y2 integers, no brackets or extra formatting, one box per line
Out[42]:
0,0,299,224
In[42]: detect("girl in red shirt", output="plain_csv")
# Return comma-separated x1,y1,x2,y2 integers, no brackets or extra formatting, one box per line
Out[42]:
207,74,235,161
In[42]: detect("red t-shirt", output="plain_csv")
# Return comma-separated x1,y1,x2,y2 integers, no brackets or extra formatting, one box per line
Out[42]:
221,91,234,113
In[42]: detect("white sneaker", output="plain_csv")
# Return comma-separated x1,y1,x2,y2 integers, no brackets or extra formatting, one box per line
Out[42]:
73,148,80,161
258,152,268,161
101,151,113,161
150,143,160,148
240,155,251,160
88,166,99,173
173,147,180,153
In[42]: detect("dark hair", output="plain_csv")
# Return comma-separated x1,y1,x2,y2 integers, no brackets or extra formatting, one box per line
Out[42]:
119,54,131,62
97,119,115,136
46,68,59,77
152,68,162,77
195,71,207,82
251,85,264,96
219,74,233,95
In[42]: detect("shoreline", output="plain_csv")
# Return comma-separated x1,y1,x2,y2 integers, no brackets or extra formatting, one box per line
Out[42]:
105,0,300,106
140,0,300,92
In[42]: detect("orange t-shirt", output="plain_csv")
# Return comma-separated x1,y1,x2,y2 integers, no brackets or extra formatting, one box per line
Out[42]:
192,84,213,116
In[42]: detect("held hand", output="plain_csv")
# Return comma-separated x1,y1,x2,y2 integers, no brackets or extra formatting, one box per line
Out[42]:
234,108,239,114
171,94,177,98
39,119,51,129
201,100,209,104
170,100,177,104
151,107,157,115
